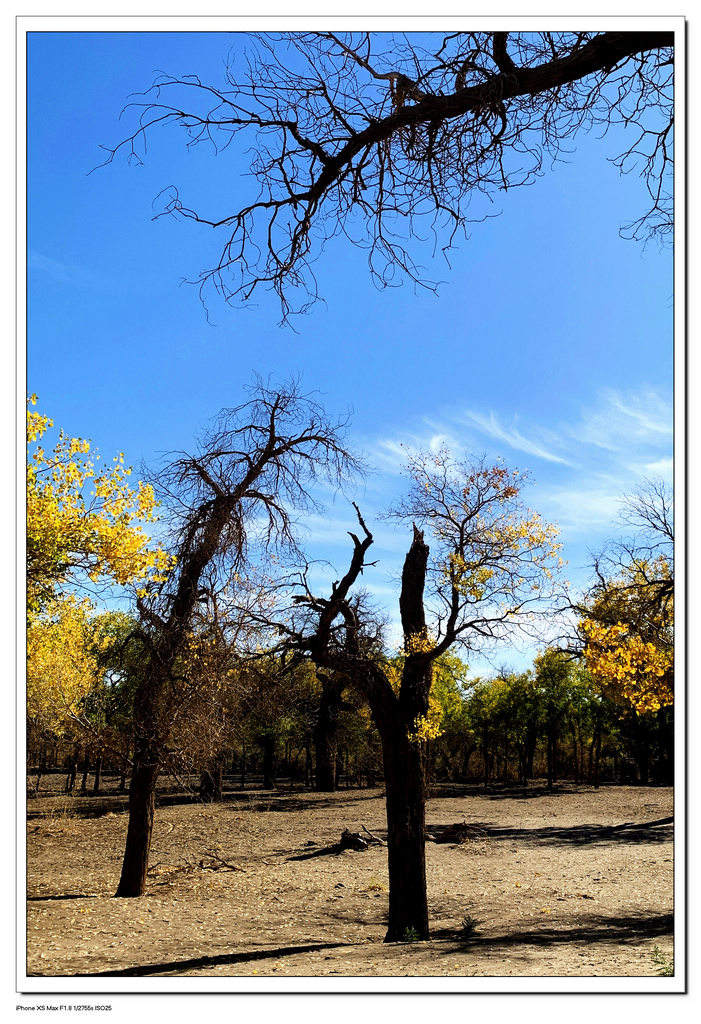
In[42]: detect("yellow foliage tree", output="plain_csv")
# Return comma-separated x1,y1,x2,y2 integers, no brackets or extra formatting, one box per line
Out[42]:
581,617,673,714
26,597,129,737
26,396,171,614
580,558,673,715
27,596,97,734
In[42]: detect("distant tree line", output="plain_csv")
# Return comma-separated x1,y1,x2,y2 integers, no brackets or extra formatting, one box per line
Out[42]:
26,643,673,799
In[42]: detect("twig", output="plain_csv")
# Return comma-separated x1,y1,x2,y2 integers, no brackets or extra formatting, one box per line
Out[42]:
362,824,386,846
201,850,247,872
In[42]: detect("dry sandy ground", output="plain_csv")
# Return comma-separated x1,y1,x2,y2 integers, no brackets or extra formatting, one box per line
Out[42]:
25,782,674,983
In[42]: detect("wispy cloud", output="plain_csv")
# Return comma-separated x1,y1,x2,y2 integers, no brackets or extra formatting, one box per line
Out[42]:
28,250,94,287
370,427,463,475
534,483,624,538
362,385,673,590
457,410,573,465
573,387,673,453
525,389,673,539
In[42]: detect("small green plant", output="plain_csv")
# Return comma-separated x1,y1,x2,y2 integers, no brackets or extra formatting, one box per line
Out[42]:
651,945,673,977
460,914,480,938
402,926,421,943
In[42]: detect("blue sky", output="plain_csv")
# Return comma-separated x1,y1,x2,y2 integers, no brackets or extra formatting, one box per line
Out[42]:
26,29,674,673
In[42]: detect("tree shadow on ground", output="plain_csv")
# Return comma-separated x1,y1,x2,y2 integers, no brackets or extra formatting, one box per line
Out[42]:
287,837,381,861
74,941,353,978
285,816,673,857
429,783,570,800
27,788,383,821
27,893,100,902
64,912,674,978
428,783,666,801
426,817,672,848
226,791,383,815
433,911,674,951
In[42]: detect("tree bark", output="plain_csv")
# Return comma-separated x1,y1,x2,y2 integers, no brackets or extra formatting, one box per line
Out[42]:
381,726,429,942
115,758,159,897
115,678,163,897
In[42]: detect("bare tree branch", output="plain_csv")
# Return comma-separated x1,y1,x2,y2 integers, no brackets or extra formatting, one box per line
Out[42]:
101,30,674,321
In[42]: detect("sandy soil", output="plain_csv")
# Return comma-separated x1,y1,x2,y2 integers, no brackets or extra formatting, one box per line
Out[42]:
25,781,674,981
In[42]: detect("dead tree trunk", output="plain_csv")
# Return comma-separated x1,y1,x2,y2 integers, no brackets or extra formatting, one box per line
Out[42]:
364,528,432,942
302,512,434,942
381,726,429,941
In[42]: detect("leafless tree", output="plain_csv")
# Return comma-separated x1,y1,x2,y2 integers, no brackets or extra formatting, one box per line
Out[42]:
115,378,360,896
101,29,674,322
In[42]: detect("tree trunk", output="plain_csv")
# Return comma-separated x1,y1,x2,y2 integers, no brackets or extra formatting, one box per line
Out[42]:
261,732,276,789
65,760,78,795
461,742,476,781
526,731,536,779
305,736,313,788
115,676,163,897
659,707,674,784
578,724,586,786
92,754,102,795
593,728,602,789
382,729,429,942
547,732,554,792
314,679,342,792
570,723,579,784
200,760,224,802
115,758,160,897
